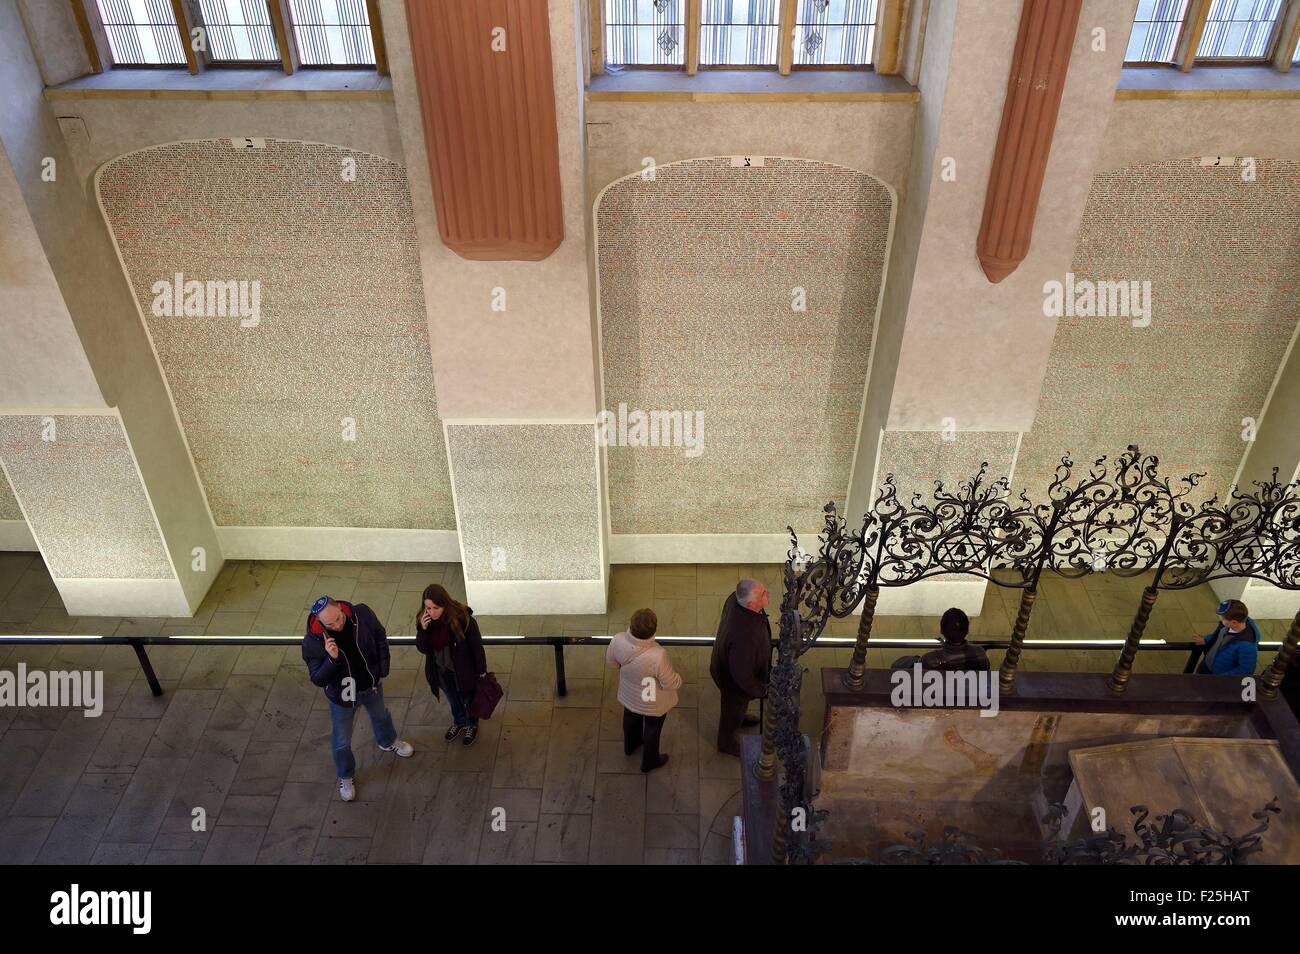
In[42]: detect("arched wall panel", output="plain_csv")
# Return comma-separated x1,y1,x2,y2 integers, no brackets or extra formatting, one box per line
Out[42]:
97,139,454,531
597,157,893,537
1016,158,1300,500
0,472,20,521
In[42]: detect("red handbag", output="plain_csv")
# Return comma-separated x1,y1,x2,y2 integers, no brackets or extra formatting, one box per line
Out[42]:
468,672,503,720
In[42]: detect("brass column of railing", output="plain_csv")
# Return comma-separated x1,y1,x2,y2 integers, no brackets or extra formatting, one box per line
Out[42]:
1000,503,1062,694
1108,512,1183,694
754,683,778,780
843,584,880,690
1261,610,1300,700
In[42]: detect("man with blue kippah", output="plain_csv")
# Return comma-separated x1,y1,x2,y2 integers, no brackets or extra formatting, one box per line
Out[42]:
302,595,413,802
1187,599,1262,677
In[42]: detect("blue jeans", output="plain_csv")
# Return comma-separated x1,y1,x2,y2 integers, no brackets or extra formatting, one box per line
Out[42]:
328,685,397,779
440,667,478,727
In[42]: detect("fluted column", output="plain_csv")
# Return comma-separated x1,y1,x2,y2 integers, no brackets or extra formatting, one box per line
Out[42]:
976,0,1083,283
405,0,564,261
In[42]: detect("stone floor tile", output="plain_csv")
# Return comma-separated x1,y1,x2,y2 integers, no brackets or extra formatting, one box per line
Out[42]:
369,725,446,864
534,813,591,864
0,816,54,863
477,818,536,864
102,756,188,844
421,771,491,865
200,825,266,864
256,781,330,864
541,708,598,815
90,842,151,865
589,774,646,865
35,772,131,864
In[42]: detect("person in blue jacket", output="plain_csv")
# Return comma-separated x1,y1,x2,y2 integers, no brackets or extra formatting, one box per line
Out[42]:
1191,599,1261,676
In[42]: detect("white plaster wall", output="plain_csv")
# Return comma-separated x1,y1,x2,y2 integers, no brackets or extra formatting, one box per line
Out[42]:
0,0,220,612
51,98,407,191
0,143,105,410
884,0,1138,436
584,100,916,199
15,0,90,86
383,0,600,420
846,0,957,524
1098,99,1300,171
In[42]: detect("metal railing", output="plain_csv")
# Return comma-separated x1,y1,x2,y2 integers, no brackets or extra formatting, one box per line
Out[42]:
0,632,1280,699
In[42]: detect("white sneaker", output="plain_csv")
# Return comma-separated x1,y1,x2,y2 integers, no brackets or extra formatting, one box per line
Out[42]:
338,777,355,802
381,739,414,758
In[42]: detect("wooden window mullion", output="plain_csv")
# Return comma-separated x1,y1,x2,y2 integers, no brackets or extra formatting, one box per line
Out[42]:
778,0,796,74
1273,0,1300,71
874,0,906,74
71,0,103,73
590,0,604,75
268,0,296,73
171,0,202,73
687,0,701,74
366,0,388,74
1176,0,1213,72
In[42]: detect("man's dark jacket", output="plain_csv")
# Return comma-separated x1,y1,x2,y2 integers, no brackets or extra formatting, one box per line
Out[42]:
414,606,488,698
920,641,990,672
710,593,772,698
302,601,391,707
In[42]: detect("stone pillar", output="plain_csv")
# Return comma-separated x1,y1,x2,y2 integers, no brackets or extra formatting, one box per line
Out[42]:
843,0,1136,615
0,0,221,617
385,0,607,613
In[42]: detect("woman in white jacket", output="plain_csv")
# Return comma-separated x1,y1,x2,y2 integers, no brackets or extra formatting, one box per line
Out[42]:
606,608,683,773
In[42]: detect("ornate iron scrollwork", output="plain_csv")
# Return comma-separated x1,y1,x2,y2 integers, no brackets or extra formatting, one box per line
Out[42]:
763,445,1300,863
1165,468,1300,590
1041,799,1281,865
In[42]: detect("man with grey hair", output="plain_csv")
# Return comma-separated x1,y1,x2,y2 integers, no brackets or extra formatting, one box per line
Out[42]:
709,578,772,756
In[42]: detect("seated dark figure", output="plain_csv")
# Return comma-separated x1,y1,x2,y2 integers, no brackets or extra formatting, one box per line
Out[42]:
891,608,989,672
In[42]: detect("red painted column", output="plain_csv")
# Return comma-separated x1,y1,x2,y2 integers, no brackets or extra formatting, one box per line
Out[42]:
404,0,564,261
976,0,1083,283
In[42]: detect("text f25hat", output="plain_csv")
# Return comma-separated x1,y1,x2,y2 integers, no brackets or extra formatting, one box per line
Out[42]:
311,596,331,616
1216,600,1233,616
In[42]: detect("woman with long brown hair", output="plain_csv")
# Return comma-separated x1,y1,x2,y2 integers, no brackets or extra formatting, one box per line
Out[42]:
414,583,488,746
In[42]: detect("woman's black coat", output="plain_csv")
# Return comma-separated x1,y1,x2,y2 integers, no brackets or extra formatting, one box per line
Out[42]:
414,607,487,698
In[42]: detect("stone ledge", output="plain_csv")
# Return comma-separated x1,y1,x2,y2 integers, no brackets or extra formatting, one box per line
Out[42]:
588,68,917,102
44,67,391,102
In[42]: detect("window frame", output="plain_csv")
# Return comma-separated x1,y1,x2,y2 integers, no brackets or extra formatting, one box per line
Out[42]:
1191,0,1286,64
1121,0,1300,72
1122,0,1190,67
193,0,283,69
601,0,689,70
285,0,383,71
89,0,194,70
78,0,388,76
697,0,783,71
593,0,905,76
789,0,883,72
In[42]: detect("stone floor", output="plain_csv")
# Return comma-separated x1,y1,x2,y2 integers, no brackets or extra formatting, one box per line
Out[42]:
0,552,1284,865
